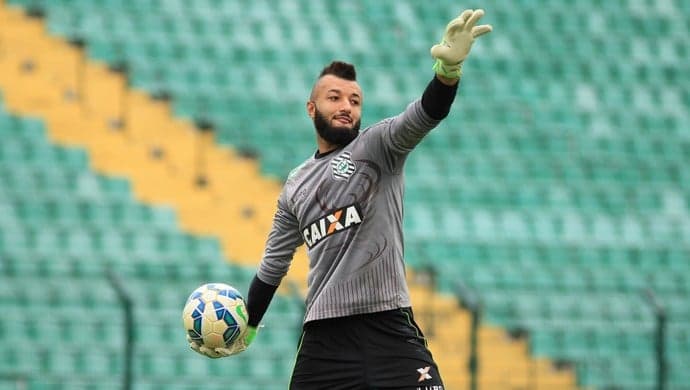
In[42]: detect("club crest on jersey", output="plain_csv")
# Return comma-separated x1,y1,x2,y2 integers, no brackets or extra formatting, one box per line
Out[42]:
302,204,363,249
331,151,356,181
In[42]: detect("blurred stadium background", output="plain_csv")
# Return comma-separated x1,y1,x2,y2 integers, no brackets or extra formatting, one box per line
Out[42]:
1,0,689,389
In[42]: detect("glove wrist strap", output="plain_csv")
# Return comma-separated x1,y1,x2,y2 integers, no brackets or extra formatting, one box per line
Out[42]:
433,59,463,79
245,326,259,345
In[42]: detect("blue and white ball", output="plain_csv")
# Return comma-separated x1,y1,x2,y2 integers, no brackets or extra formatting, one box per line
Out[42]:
182,283,248,350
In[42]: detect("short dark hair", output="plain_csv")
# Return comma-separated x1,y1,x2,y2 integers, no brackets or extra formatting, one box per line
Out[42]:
319,61,357,81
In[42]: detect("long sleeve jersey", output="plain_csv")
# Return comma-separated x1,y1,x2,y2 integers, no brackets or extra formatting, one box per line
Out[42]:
256,95,447,323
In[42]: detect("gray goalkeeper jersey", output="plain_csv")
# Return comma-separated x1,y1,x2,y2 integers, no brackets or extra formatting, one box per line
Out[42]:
257,99,442,323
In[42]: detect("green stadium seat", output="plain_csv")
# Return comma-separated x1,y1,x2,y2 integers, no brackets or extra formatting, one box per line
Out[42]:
0,227,28,254
0,346,28,377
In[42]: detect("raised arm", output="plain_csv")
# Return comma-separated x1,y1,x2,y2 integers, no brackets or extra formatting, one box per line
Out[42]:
377,9,492,164
423,8,493,119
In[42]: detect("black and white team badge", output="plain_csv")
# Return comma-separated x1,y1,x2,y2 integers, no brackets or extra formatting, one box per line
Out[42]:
331,151,356,181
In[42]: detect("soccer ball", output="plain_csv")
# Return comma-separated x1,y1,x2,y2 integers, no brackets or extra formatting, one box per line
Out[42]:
182,283,248,350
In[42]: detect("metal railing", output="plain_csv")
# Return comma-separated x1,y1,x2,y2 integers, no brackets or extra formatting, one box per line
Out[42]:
644,288,667,390
105,265,134,390
455,279,482,390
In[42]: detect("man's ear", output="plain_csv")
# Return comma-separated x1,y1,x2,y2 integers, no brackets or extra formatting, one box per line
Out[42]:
306,100,316,119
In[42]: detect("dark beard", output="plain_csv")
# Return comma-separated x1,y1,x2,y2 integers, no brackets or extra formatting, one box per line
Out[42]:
313,108,361,148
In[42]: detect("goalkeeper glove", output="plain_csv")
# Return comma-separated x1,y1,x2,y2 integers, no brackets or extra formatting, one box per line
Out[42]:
215,325,259,357
431,9,493,79
187,325,260,359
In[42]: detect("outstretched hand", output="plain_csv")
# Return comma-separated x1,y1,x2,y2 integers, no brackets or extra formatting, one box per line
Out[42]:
431,9,492,79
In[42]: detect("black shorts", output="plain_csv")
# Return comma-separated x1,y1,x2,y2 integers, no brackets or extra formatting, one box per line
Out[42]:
289,307,444,390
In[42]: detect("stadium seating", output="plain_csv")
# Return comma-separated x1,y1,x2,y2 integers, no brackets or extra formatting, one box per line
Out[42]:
0,4,578,390
2,0,690,388
0,103,302,388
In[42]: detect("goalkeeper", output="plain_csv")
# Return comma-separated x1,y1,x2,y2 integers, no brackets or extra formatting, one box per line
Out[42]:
190,8,491,389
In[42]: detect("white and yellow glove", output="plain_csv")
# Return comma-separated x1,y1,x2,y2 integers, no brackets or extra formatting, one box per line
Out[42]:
187,325,260,359
431,9,493,79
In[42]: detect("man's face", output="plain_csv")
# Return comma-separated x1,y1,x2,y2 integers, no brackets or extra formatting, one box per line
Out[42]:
307,75,363,148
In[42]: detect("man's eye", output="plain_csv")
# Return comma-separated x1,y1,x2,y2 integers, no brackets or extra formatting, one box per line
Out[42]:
351,100,360,106
328,96,338,101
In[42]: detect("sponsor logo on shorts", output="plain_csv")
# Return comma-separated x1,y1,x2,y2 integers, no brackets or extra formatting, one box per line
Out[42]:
417,366,432,382
415,365,442,390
